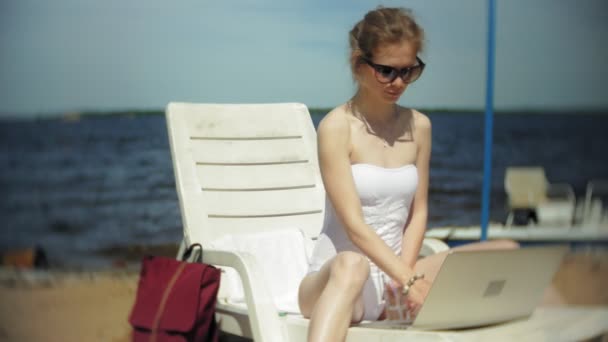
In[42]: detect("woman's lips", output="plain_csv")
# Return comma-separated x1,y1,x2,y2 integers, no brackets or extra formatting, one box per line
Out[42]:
386,90,402,98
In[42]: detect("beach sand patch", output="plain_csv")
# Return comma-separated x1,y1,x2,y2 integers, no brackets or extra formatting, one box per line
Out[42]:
0,253,606,341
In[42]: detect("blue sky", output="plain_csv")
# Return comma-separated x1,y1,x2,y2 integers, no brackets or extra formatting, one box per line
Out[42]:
1,0,607,117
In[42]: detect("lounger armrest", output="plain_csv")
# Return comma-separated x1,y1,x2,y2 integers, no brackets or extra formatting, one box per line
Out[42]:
587,179,608,194
202,249,288,342
547,183,575,201
420,237,449,257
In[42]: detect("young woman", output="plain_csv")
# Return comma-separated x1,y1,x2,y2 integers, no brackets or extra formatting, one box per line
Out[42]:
297,7,518,342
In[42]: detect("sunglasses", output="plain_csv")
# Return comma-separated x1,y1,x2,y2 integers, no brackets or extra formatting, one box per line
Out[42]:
362,56,426,84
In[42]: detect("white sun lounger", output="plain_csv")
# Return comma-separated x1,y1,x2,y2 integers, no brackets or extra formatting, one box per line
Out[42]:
504,167,576,227
166,102,608,341
582,179,608,228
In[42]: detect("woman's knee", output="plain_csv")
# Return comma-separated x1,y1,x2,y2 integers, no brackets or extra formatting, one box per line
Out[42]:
493,239,520,249
455,239,520,252
330,251,370,288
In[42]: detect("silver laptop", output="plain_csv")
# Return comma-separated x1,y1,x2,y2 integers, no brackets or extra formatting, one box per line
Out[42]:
362,245,568,330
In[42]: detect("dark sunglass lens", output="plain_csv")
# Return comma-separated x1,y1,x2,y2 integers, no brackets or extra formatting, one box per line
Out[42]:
375,65,395,79
403,66,422,83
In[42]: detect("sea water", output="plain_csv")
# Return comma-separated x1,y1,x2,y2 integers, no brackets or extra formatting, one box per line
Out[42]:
1,111,606,268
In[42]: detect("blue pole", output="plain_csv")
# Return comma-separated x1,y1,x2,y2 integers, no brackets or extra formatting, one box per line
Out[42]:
481,0,496,241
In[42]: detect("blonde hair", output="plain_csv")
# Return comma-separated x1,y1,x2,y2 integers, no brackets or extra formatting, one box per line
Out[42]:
349,7,424,74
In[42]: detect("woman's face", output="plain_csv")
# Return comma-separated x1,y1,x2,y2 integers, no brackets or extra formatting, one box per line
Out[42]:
356,41,419,104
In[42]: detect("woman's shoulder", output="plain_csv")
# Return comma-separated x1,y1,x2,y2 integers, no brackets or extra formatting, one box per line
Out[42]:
403,107,431,129
398,106,431,133
318,103,354,137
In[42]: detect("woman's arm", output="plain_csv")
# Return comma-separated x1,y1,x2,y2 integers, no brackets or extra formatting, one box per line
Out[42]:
318,110,415,286
400,112,431,268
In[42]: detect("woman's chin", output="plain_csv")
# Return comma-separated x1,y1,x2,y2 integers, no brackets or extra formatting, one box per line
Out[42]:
383,93,402,103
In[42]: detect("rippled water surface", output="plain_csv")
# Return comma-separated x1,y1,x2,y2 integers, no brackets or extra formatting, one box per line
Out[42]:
1,111,607,267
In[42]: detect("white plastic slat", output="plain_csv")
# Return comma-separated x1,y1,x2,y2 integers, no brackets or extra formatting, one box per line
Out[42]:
196,163,317,190
189,138,308,164
203,187,323,217
206,214,324,239
176,103,303,138
166,102,325,243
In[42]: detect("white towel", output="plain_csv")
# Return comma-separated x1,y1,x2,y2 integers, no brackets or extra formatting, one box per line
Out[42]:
209,228,311,314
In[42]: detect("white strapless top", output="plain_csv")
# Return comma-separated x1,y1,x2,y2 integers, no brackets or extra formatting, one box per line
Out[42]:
308,163,418,273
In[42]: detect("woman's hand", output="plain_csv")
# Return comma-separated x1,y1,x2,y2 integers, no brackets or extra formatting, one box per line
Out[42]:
404,278,430,316
384,278,430,321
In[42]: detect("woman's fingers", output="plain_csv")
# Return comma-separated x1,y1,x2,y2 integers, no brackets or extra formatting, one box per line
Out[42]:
384,283,396,305
383,279,430,321
405,279,432,318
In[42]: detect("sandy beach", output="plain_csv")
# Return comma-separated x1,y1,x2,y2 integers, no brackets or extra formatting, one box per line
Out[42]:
0,252,607,342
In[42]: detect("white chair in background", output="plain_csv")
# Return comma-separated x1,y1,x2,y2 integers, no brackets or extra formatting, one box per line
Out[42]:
582,179,608,229
504,167,576,227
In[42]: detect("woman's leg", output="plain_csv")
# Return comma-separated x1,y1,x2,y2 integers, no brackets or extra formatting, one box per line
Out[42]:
414,239,520,283
298,251,370,342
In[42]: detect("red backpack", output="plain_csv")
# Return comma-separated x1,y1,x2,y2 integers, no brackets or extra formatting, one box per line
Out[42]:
129,244,221,342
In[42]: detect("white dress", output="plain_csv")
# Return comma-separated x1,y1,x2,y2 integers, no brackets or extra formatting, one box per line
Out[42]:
307,163,418,320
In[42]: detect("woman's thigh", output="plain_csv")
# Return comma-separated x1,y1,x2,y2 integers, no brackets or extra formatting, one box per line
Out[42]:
414,239,519,283
298,251,369,320
298,262,332,318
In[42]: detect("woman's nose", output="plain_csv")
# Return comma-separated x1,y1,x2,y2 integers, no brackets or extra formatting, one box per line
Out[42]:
391,75,406,88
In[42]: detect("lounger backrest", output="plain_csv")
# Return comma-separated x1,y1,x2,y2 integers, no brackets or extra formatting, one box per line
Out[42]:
504,167,549,208
166,102,325,247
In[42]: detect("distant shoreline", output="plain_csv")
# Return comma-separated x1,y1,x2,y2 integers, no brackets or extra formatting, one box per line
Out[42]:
1,107,608,121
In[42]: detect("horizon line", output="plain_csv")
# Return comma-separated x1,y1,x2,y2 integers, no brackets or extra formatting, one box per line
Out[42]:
1,106,608,121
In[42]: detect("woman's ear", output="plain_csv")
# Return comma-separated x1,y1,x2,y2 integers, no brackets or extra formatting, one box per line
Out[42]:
350,50,363,67
350,50,364,81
